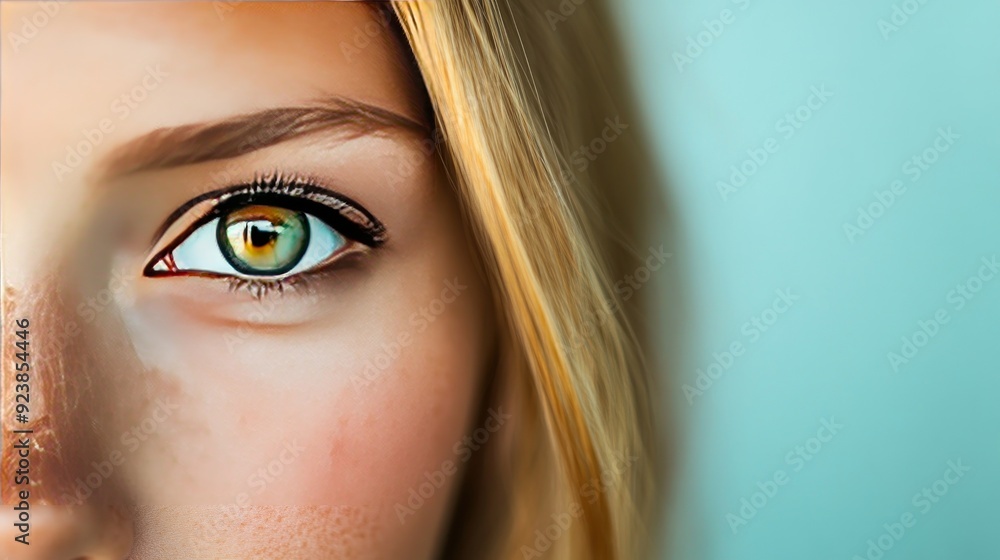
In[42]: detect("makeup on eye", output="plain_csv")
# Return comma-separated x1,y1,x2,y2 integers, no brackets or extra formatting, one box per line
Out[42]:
143,174,386,288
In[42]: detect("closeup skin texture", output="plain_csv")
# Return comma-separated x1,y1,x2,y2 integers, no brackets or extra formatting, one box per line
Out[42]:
0,2,494,559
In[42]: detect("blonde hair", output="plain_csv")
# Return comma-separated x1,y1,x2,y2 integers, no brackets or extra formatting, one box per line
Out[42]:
393,1,665,558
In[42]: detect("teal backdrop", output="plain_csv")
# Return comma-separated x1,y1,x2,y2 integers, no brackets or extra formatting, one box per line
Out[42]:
614,0,1000,558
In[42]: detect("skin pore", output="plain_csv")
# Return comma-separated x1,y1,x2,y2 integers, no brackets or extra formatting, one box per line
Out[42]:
1,2,494,559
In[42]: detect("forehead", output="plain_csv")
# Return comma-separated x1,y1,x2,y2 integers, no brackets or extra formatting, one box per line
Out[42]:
1,2,389,68
0,2,422,141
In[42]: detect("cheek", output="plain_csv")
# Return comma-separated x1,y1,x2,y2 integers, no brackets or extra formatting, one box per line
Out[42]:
112,209,492,556
121,279,487,493
266,302,488,509
131,505,381,559
111,277,487,558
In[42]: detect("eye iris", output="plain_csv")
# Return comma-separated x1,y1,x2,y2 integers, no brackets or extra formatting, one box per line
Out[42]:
217,205,310,275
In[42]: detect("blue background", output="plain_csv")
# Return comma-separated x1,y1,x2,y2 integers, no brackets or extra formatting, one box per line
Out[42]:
615,0,1000,558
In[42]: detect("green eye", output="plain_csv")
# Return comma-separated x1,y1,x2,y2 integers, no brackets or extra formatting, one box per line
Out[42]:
144,183,372,282
216,205,310,276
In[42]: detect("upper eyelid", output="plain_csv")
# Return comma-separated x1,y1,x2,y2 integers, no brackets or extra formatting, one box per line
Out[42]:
149,176,387,249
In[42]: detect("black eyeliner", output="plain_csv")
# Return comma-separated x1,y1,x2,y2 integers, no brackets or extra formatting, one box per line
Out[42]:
151,174,386,245
144,174,386,277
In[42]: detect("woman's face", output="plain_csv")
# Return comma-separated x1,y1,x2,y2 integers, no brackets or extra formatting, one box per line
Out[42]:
1,2,494,558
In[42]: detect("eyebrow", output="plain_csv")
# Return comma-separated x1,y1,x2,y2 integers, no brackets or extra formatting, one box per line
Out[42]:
99,96,431,178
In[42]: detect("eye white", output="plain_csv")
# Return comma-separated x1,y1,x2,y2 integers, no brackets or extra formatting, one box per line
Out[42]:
156,214,346,277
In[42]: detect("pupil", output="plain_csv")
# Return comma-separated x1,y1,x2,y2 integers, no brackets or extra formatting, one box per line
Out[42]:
247,221,279,248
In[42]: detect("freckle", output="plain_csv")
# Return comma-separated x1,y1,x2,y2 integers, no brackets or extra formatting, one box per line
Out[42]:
232,506,380,558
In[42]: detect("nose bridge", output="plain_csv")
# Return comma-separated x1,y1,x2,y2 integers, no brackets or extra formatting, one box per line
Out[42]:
2,281,135,558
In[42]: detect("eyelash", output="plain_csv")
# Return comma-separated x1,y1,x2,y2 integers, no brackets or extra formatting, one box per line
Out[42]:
228,274,310,300
230,250,368,300
146,173,385,299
